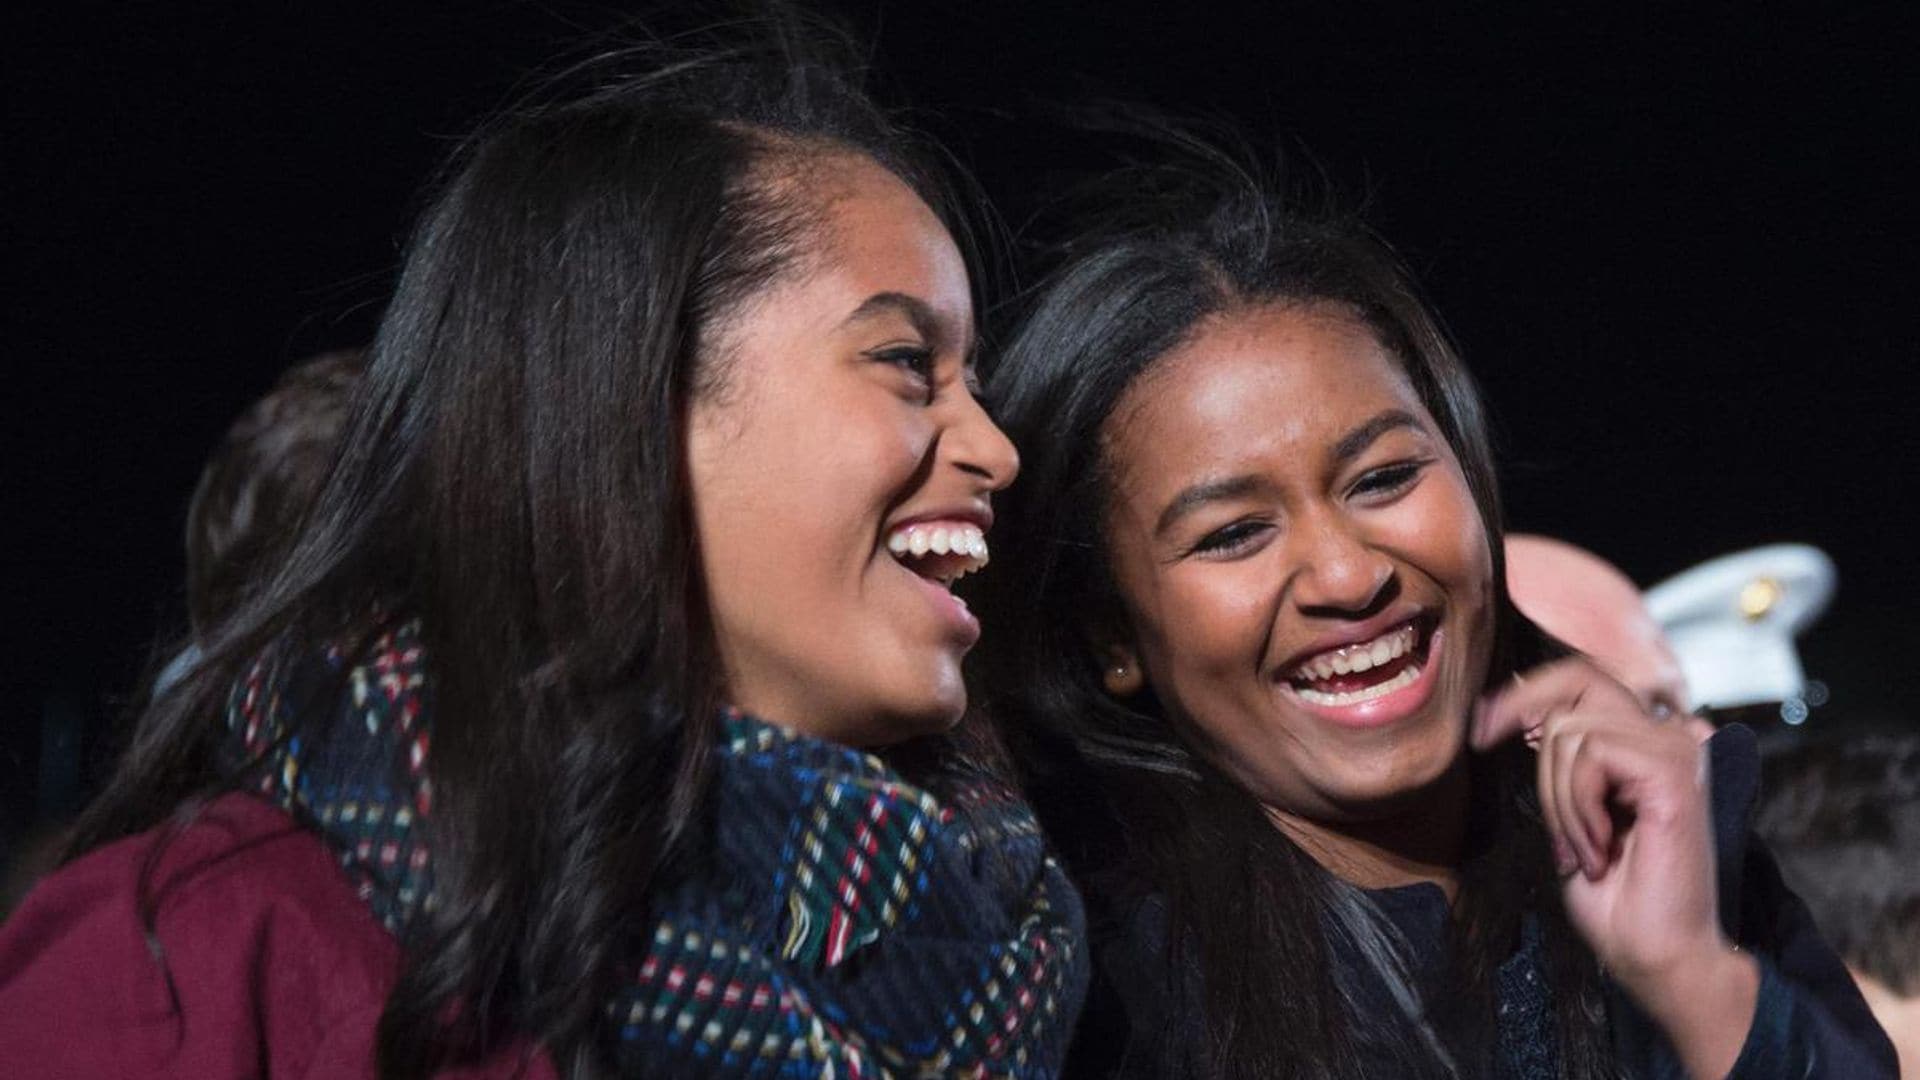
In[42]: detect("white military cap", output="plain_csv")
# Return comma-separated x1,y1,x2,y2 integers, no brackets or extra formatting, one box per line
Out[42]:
1642,544,1836,709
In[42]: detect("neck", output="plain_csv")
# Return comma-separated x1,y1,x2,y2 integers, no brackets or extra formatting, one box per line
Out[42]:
1265,758,1472,902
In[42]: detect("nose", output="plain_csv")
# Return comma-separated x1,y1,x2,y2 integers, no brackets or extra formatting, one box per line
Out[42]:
946,389,1021,492
1289,509,1393,615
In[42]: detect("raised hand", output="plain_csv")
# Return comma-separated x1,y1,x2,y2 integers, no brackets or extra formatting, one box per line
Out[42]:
1473,658,1760,1080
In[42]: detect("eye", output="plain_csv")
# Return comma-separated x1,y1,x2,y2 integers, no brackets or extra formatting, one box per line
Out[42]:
1349,461,1427,501
868,344,937,403
1645,690,1686,721
1189,518,1274,559
870,345,935,381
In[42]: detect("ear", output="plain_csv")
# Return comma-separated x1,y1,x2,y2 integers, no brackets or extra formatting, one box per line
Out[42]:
1091,633,1146,698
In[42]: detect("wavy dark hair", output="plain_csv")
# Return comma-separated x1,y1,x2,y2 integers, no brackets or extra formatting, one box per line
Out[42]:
67,18,980,1078
975,136,1614,1078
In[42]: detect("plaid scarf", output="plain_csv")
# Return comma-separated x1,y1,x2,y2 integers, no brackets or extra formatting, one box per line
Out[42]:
225,620,1087,1077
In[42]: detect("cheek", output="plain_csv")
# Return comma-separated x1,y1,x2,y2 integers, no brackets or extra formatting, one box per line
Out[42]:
1131,563,1275,705
1383,471,1493,599
816,407,931,500
694,392,930,559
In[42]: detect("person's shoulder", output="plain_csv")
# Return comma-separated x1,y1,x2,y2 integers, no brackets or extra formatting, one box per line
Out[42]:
0,792,401,1078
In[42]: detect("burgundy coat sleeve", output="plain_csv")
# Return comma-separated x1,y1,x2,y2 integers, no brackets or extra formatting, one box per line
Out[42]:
0,792,555,1079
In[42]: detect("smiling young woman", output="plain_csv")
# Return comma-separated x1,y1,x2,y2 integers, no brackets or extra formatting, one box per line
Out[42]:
0,23,1084,1079
974,144,1891,1079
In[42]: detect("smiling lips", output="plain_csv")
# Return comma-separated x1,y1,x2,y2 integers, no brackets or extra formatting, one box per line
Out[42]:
1285,619,1430,709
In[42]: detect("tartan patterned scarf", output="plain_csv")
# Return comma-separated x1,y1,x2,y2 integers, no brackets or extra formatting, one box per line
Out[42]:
224,620,1088,1077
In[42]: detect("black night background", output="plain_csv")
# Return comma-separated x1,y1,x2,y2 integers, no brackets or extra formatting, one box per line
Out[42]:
6,2,1917,847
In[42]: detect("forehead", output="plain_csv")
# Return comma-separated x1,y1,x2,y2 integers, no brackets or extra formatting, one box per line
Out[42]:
1104,303,1425,486
801,155,972,336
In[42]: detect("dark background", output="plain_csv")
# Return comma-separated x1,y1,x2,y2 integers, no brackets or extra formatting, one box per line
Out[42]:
7,2,1917,844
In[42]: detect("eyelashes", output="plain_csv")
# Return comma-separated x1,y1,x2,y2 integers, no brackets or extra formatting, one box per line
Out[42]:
1185,460,1433,559
1190,519,1273,558
867,344,937,405
1350,461,1426,499
871,344,935,381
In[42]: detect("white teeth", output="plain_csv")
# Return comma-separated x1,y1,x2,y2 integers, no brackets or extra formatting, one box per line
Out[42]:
884,522,991,580
1295,661,1422,707
1291,624,1418,683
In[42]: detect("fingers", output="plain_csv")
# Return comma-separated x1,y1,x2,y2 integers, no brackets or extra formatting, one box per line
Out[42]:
1539,715,1703,880
1558,726,1614,877
1472,657,1638,751
1536,722,1575,875
1539,715,1615,879
1482,658,1700,880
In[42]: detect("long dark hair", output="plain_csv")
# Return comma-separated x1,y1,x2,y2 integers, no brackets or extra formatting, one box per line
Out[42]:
68,19,976,1078
976,135,1614,1077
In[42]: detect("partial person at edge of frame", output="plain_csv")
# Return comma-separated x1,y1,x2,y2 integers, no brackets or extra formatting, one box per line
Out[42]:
1504,533,1715,742
0,15,1087,1078
973,129,1893,1079
1758,732,1920,1078
1,349,365,920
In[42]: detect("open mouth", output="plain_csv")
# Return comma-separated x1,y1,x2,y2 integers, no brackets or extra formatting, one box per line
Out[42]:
885,521,989,587
1284,617,1434,707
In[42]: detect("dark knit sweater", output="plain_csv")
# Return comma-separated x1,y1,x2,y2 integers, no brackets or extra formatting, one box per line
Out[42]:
227,620,1090,1077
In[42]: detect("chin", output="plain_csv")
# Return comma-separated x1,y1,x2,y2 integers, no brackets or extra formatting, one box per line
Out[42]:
846,680,967,747
1354,754,1468,814
1301,738,1461,817
849,708,962,749
900,688,969,738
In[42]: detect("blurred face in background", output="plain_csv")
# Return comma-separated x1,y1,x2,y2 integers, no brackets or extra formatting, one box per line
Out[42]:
1505,533,1690,715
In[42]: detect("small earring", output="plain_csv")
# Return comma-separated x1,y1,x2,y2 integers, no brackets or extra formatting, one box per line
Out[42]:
1103,659,1143,697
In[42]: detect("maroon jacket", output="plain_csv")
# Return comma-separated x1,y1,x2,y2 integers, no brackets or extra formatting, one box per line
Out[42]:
0,793,556,1078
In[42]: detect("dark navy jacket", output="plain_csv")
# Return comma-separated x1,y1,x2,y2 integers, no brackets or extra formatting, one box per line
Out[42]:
1067,725,1896,1078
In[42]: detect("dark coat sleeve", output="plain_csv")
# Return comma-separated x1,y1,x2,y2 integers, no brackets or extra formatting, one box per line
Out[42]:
1718,837,1898,1078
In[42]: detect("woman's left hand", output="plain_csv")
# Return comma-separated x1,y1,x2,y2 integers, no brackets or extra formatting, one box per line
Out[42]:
1473,657,1760,1080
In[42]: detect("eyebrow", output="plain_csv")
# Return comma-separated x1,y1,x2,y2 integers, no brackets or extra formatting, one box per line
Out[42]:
1330,409,1423,468
841,291,963,353
1151,408,1425,538
1154,474,1269,537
